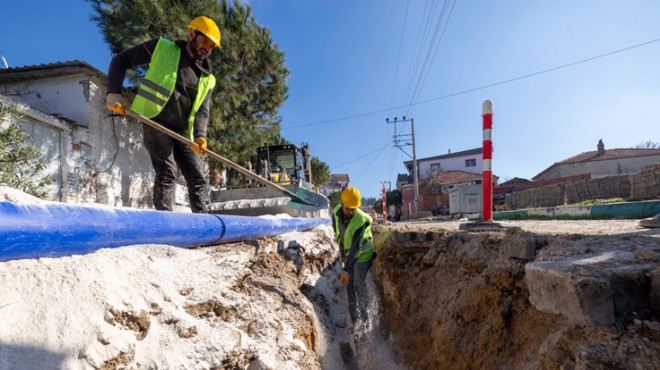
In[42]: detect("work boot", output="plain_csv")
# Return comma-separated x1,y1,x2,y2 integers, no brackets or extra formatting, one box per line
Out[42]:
639,213,660,228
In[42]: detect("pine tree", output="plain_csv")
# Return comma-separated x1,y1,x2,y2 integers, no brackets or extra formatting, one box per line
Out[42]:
310,156,330,187
0,103,51,198
88,0,289,185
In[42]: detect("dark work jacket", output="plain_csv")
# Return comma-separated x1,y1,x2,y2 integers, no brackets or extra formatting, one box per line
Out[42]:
107,38,213,138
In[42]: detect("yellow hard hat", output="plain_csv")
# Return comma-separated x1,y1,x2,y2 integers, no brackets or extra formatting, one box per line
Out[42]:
340,187,361,209
188,16,221,48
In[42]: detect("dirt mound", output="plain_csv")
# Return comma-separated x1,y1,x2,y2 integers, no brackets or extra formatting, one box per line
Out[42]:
372,225,660,369
0,227,348,369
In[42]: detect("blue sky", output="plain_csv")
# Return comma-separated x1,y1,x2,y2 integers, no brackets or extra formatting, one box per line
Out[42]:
2,1,660,198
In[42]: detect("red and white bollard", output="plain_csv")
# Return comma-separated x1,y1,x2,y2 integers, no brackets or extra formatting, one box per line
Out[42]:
382,184,387,222
482,100,493,222
460,99,518,231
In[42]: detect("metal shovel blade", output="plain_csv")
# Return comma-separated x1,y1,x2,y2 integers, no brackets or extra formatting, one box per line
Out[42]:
286,188,329,212
339,282,359,369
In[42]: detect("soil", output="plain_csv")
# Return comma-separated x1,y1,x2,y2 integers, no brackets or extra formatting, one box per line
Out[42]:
371,220,660,370
2,185,659,369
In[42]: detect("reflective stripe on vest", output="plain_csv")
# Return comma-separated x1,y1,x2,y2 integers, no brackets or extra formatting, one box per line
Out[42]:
130,38,216,140
333,205,374,263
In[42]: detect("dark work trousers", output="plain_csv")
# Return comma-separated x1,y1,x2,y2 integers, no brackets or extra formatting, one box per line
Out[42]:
347,259,373,324
142,125,207,213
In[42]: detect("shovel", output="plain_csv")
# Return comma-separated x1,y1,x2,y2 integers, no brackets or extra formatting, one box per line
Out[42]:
339,280,359,369
337,252,358,369
125,109,328,212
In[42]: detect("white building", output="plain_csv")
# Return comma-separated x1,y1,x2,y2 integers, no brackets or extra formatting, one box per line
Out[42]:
0,61,156,208
402,147,483,183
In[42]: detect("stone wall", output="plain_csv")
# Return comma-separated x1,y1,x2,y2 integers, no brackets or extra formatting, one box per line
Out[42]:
506,164,660,210
630,163,660,200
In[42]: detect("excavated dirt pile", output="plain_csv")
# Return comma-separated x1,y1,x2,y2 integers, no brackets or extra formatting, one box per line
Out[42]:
371,221,660,370
2,185,659,369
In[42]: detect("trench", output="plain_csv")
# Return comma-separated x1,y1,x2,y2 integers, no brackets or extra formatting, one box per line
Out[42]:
356,224,660,370
276,220,660,369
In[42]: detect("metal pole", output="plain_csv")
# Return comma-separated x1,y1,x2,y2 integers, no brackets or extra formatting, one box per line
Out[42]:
482,100,493,221
386,116,417,215
382,183,387,222
411,118,419,214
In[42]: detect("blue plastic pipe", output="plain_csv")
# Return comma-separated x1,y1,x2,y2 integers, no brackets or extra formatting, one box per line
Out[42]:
0,201,330,262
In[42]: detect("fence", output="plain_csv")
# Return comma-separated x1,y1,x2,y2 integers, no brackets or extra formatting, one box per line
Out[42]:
506,164,660,210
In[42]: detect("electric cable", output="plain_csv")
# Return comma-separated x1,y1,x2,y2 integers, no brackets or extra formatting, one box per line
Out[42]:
387,0,410,117
283,36,660,130
88,114,120,173
330,140,392,171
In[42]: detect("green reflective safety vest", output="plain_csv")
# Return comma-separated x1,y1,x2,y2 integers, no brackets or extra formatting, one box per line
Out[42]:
333,205,374,263
130,38,216,140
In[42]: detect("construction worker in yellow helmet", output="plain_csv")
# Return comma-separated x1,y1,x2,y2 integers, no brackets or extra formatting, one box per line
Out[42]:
105,16,220,213
332,187,375,325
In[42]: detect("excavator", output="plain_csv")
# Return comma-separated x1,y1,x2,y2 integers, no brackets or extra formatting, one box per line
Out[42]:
255,143,312,186
207,143,325,217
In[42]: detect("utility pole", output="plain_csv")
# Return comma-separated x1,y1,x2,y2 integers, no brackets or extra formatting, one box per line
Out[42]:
386,116,419,214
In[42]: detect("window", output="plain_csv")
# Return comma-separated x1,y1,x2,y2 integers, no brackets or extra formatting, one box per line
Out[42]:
17,117,63,200
465,158,476,167
430,163,441,174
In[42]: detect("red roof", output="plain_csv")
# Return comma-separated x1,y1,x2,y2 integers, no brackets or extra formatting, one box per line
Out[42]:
497,177,531,188
558,148,660,164
533,146,660,180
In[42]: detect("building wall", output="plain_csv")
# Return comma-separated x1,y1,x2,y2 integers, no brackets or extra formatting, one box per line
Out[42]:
539,156,660,181
4,76,90,127
417,154,482,180
1,74,160,209
506,164,660,210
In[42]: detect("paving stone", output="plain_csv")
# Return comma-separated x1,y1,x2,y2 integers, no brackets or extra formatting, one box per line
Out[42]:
526,260,615,327
610,264,654,314
503,236,537,259
422,247,439,266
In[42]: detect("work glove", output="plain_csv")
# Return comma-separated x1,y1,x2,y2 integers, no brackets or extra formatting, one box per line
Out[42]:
192,138,207,156
105,93,128,115
340,271,350,285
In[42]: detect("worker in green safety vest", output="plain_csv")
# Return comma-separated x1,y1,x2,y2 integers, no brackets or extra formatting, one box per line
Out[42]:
333,187,374,325
105,16,220,213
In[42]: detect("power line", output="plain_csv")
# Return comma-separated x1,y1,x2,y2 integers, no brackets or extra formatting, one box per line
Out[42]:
404,0,456,118
330,140,392,171
398,0,441,117
282,37,660,130
387,0,410,117
351,141,392,181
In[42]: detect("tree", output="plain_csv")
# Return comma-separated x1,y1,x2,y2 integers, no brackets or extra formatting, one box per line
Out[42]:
0,103,51,198
88,0,289,185
362,196,378,207
328,191,342,210
634,140,660,149
310,157,330,187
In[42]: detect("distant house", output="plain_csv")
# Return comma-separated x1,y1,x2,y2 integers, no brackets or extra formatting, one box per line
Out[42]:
319,173,349,196
397,148,491,218
0,61,155,208
497,177,532,189
395,173,409,191
403,147,482,181
401,169,486,218
533,139,660,181
421,170,483,192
